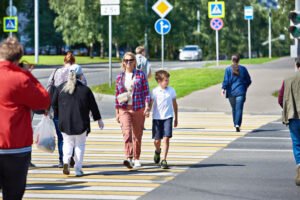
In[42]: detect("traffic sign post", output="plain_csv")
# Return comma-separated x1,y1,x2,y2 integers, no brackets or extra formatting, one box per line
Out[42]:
245,6,253,59
209,1,225,67
152,0,173,69
100,0,120,87
3,17,17,32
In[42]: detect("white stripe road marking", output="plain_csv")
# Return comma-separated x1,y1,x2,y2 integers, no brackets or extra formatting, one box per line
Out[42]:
21,193,139,200
224,148,292,152
83,139,234,143
87,135,238,140
244,137,290,140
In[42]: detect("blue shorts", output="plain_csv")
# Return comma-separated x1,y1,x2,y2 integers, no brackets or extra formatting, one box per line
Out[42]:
152,118,173,139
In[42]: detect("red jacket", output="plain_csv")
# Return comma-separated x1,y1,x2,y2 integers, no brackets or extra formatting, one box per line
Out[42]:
0,61,50,150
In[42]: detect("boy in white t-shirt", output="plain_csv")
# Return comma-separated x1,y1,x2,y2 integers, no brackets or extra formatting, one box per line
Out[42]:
149,70,178,169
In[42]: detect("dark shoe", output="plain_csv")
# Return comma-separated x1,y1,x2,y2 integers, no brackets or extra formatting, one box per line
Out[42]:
123,159,133,169
70,157,75,168
29,162,36,167
236,127,240,132
295,165,300,186
63,163,70,175
58,161,63,168
154,150,161,164
161,160,168,169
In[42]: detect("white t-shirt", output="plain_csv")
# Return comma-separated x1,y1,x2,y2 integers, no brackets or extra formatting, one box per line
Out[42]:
151,86,177,120
124,72,135,105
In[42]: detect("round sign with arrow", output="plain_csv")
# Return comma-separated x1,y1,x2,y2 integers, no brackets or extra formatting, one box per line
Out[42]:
155,19,171,35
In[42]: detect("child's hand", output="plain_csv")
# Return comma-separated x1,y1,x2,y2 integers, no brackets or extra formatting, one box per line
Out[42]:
174,118,178,127
144,107,150,117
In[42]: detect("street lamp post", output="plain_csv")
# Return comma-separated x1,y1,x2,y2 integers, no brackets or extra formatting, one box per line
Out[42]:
35,0,39,63
9,0,12,37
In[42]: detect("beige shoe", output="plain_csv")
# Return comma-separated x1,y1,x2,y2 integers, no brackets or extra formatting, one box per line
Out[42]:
295,164,300,186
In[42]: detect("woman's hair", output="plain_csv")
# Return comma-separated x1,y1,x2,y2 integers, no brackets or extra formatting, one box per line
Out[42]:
231,54,240,76
121,52,137,70
0,37,23,62
155,70,170,82
64,52,75,65
62,70,77,94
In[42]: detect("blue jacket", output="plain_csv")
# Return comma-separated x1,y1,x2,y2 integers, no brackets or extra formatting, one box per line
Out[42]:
222,65,251,98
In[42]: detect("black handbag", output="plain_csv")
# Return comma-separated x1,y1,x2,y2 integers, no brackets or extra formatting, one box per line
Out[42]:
48,68,59,102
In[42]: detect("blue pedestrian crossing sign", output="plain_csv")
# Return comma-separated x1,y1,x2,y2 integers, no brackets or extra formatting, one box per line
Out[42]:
208,1,225,19
154,19,171,35
3,17,18,32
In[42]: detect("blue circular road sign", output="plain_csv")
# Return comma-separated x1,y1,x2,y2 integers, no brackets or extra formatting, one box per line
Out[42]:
155,19,171,35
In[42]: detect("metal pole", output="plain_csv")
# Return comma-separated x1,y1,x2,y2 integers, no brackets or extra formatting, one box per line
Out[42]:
216,30,219,67
9,0,12,37
161,19,164,69
145,0,148,57
248,19,251,59
197,10,200,32
296,0,300,56
268,8,271,58
109,15,112,87
34,0,39,63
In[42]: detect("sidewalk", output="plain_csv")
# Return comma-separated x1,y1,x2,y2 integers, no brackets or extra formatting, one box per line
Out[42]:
177,57,295,115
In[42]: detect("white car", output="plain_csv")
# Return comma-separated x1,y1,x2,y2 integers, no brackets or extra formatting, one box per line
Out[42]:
179,45,203,61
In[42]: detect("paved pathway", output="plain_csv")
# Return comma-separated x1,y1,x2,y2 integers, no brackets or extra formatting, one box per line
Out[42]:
9,112,279,200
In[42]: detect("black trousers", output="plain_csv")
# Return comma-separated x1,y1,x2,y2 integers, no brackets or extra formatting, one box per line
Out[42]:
0,152,31,200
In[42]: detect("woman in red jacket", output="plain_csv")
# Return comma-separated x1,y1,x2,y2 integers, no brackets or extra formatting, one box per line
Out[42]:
0,37,50,200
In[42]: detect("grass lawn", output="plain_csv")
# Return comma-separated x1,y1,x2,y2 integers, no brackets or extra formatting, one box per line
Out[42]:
204,57,279,67
90,68,225,99
273,91,279,98
21,55,121,66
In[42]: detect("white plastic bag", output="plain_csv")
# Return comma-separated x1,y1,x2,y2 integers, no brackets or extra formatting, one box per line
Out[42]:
33,115,56,153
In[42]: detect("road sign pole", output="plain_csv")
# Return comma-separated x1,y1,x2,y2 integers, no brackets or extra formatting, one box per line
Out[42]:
161,19,164,69
268,8,272,58
9,0,12,37
35,0,39,63
109,15,112,87
216,30,219,67
248,19,251,59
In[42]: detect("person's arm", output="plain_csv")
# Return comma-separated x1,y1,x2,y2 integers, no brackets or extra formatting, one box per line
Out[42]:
245,68,252,89
147,68,152,80
115,109,120,123
89,89,101,121
142,72,150,113
221,68,229,96
51,85,59,117
278,81,285,108
81,73,87,85
172,99,178,127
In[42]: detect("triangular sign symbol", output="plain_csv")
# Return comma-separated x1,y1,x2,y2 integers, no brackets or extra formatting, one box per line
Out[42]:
6,20,14,29
212,5,222,14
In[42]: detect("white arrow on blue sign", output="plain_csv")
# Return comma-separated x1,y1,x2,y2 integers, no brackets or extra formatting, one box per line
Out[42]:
154,19,171,35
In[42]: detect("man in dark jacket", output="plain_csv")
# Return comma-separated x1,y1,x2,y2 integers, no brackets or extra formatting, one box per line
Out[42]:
52,64,104,177
0,37,50,200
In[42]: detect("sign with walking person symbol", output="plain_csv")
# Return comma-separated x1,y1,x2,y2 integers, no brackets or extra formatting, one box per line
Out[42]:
3,17,18,32
208,1,225,18
210,18,223,30
155,19,171,35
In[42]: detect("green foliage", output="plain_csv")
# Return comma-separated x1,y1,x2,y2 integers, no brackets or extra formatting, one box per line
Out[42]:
204,57,279,67
90,68,225,98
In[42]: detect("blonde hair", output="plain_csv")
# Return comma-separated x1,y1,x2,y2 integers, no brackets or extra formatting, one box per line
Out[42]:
120,52,137,70
135,46,145,54
0,37,24,62
62,71,76,94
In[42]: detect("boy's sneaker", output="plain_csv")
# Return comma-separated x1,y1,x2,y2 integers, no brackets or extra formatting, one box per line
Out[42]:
63,163,70,175
134,159,142,168
154,151,161,164
75,169,84,177
123,159,133,169
235,126,240,132
58,161,63,168
70,157,75,168
161,160,168,169
295,164,300,186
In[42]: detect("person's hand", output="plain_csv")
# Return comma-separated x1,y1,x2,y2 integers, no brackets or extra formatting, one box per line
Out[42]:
116,114,120,123
174,118,178,128
98,119,104,130
44,108,49,116
144,107,150,117
221,89,225,96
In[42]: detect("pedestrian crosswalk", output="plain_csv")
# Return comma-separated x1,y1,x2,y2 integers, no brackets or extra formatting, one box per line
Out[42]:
11,112,280,199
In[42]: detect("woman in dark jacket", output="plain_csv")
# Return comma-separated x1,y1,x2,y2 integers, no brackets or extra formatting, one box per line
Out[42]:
52,64,104,176
221,54,252,132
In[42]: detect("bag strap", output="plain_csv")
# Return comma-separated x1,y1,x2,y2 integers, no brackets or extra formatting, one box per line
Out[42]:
50,68,59,86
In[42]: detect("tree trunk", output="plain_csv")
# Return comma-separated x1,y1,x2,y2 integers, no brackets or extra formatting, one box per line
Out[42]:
100,41,104,59
115,42,120,58
89,42,94,58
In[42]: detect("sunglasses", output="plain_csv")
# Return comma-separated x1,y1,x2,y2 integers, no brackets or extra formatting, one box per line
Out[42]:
124,59,135,63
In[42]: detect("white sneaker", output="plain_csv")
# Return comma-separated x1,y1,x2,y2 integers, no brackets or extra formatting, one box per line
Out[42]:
123,159,133,169
134,159,142,168
75,169,84,177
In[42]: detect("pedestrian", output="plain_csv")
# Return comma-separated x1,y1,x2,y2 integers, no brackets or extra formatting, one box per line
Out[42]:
46,52,87,168
0,37,50,200
149,70,178,169
135,46,151,80
115,52,150,169
221,54,251,132
51,64,104,177
278,56,300,186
